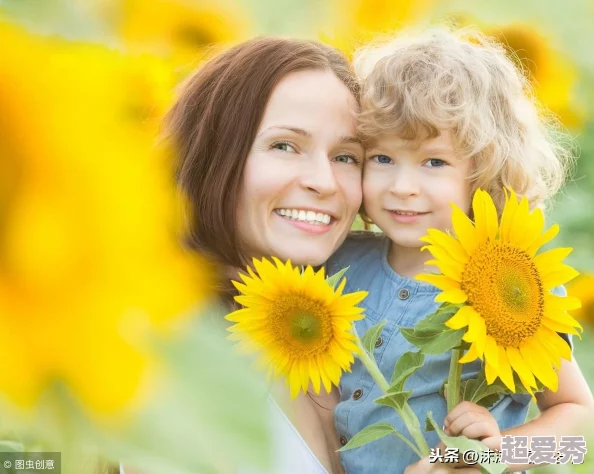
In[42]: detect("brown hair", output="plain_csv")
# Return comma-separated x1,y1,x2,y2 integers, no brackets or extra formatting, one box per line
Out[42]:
163,37,359,281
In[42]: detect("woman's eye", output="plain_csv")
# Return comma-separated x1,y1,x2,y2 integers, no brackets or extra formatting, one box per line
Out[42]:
426,158,447,167
334,154,359,164
272,141,296,153
371,155,392,164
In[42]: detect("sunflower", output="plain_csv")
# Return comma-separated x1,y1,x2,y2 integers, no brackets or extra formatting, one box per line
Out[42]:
416,189,582,396
226,258,367,398
117,0,251,72
567,274,594,325
320,0,434,57
0,20,211,414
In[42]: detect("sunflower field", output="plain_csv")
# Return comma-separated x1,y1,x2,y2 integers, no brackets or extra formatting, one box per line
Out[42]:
1,0,593,473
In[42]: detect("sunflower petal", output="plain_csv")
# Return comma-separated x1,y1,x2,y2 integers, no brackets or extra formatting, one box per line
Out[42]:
526,224,559,257
484,335,499,370
520,341,559,391
459,343,480,363
540,265,580,288
499,188,518,242
435,289,468,304
451,205,478,255
506,346,537,390
446,305,474,330
497,345,516,392
485,361,498,384
415,273,461,291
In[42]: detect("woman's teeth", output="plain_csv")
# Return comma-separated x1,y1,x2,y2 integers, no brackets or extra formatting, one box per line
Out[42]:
276,209,332,225
393,210,424,215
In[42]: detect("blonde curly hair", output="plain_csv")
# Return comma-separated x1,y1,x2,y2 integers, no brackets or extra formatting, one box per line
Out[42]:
354,25,576,212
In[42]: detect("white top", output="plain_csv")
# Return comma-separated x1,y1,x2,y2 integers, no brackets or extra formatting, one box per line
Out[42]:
120,396,329,474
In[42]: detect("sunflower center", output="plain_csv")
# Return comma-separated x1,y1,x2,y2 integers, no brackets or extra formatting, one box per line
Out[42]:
271,293,333,357
291,311,321,342
461,241,545,347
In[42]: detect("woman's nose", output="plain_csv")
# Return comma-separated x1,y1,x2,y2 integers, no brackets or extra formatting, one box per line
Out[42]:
300,156,339,197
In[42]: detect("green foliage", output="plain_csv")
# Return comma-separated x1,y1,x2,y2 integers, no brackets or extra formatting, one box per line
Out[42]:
325,267,349,290
338,422,397,451
400,304,466,355
360,320,387,359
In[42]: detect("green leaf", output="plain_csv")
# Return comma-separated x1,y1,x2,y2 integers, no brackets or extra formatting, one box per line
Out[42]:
325,267,349,290
413,303,461,333
461,371,544,409
401,327,465,354
426,412,507,474
360,320,387,356
460,374,505,409
390,351,425,390
375,390,413,411
338,423,396,451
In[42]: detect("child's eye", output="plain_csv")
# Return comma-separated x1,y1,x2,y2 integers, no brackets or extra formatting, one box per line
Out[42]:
371,155,392,164
334,154,360,165
425,158,447,168
271,141,297,153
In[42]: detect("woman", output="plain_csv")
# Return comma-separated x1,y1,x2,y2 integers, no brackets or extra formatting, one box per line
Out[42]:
162,36,362,474
124,36,479,474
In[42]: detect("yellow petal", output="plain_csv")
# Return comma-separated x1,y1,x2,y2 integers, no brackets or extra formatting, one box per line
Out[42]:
451,205,478,255
506,346,537,390
534,248,573,274
485,361,497,384
459,343,480,363
497,346,516,392
520,341,559,391
540,265,580,288
517,208,545,251
424,228,469,264
415,273,461,291
484,335,499,370
446,305,474,330
526,224,559,257
473,189,498,242
421,245,464,280
435,289,468,304
499,188,518,242
508,196,531,244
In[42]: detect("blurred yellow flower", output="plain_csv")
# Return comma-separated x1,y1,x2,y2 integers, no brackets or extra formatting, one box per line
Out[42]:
0,20,212,415
226,258,367,398
567,274,594,324
481,22,584,129
320,0,434,57
117,0,251,71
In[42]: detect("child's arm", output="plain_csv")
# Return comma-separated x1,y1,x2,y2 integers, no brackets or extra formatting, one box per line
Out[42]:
445,357,594,472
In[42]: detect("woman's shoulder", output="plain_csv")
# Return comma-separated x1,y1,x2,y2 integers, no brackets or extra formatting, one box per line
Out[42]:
326,231,386,275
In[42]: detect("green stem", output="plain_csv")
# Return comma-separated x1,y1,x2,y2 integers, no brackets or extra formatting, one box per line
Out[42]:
447,347,463,413
355,337,430,457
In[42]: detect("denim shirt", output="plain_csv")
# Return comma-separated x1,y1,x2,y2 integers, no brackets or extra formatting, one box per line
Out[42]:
327,232,571,474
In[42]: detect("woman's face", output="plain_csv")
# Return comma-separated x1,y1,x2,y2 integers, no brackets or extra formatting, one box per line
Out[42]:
237,69,363,266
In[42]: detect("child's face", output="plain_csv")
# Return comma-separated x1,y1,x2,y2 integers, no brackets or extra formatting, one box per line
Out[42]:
363,130,472,248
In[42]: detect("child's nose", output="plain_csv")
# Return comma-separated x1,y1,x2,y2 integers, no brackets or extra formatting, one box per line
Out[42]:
388,168,421,197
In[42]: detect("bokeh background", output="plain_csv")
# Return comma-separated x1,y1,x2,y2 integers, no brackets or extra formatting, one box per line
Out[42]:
1,0,593,472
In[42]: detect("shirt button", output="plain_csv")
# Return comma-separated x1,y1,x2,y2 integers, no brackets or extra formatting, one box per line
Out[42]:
340,436,348,446
398,288,410,300
375,335,383,348
353,389,363,400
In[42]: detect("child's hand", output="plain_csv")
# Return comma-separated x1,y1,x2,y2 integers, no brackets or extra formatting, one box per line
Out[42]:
404,456,480,473
444,401,502,452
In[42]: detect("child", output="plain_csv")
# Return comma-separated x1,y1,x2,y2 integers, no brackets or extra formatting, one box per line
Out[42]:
327,26,594,474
